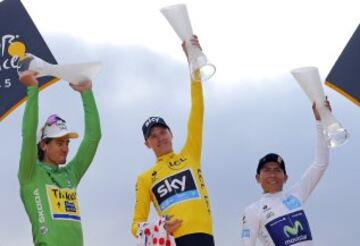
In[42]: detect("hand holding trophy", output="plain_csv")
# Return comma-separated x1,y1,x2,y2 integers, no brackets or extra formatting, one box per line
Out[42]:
291,66,350,148
160,4,215,81
8,41,101,85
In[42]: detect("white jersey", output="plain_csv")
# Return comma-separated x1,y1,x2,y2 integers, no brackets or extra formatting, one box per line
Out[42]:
241,123,329,246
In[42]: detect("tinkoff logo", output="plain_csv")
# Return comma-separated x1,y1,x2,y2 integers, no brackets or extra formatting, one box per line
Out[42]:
283,220,303,238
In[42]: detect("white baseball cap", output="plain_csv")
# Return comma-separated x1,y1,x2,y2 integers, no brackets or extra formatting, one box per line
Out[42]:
37,114,79,143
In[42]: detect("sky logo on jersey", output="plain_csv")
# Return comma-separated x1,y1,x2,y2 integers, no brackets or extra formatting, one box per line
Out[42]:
152,169,200,211
265,210,312,246
282,195,301,211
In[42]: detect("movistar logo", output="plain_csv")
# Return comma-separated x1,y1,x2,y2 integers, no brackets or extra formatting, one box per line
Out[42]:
283,220,304,238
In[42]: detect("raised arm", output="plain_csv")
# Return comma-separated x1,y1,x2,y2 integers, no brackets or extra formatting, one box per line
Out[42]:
18,71,39,185
66,81,102,185
181,36,204,163
131,175,151,237
290,101,330,202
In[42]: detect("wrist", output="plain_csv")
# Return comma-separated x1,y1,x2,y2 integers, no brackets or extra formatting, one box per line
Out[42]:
27,85,38,92
80,88,92,95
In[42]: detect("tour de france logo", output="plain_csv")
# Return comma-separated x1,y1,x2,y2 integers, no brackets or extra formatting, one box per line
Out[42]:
0,34,27,89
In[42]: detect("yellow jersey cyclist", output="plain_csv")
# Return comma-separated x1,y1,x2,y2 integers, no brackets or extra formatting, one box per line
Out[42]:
131,36,215,246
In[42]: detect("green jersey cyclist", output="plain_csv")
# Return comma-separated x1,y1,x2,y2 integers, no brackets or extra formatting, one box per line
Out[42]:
18,70,101,246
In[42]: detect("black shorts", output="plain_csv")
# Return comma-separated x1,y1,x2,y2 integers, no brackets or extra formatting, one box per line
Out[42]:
175,233,215,246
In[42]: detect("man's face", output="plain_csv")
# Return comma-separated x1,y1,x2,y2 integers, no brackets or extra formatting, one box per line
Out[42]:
256,162,288,194
41,136,70,165
145,126,173,157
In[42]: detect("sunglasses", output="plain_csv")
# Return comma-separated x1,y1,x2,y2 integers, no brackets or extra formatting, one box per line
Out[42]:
45,114,66,126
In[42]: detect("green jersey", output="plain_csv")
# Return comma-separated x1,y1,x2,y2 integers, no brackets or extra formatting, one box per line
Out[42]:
18,86,101,246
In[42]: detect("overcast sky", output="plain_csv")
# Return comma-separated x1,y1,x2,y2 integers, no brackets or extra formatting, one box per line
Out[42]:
1,0,359,245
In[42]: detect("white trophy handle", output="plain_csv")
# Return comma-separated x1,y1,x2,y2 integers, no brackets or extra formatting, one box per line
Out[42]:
291,66,350,148
18,53,102,85
160,4,216,81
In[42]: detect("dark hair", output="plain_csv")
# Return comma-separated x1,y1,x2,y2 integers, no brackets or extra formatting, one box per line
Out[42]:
37,138,53,161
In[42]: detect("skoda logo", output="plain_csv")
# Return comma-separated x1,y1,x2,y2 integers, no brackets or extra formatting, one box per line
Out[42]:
40,225,49,235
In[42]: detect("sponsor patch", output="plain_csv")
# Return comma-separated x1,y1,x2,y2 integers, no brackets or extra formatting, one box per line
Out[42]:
167,157,187,170
282,195,301,210
241,229,250,238
151,169,200,211
242,215,247,224
39,225,48,235
266,211,275,219
265,210,312,246
46,185,81,221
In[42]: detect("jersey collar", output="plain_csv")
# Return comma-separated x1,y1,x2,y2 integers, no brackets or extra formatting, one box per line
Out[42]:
262,191,283,198
156,151,175,163
38,161,60,172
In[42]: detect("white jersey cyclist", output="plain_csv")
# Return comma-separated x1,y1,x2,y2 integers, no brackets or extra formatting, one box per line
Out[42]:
241,122,329,246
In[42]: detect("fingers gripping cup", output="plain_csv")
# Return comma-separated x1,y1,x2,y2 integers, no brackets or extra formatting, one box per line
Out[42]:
160,4,216,81
291,66,350,148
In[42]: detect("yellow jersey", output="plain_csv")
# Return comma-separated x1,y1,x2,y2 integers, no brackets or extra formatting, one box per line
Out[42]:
131,80,213,238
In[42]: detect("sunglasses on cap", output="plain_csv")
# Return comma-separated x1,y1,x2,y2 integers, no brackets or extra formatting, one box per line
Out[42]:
45,114,66,126
39,114,66,141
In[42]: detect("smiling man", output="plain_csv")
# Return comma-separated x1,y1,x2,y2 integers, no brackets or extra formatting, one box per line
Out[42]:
131,36,215,246
240,102,331,246
18,71,101,246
